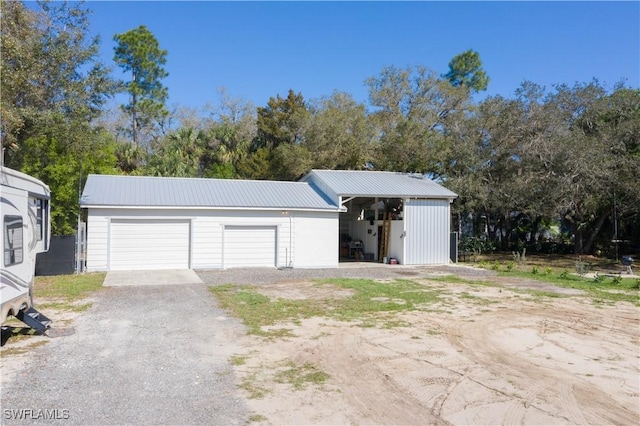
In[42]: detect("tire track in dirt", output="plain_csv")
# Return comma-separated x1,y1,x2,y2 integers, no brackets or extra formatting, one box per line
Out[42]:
298,330,452,426
445,306,639,425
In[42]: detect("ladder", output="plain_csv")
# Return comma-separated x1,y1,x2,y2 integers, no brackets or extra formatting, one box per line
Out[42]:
379,210,391,262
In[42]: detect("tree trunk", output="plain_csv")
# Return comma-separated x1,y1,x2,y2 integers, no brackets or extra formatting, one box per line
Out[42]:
582,208,610,254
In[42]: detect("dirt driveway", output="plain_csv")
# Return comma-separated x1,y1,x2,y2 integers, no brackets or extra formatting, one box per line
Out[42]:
199,266,640,425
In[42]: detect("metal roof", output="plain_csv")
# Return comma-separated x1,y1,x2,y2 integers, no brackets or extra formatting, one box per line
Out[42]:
302,170,458,199
80,174,340,211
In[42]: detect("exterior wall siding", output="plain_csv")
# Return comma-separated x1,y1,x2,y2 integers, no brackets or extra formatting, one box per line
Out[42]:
85,208,338,271
86,210,109,272
404,199,451,265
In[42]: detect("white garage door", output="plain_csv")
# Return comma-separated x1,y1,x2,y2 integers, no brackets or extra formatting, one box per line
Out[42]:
109,219,190,271
224,226,276,268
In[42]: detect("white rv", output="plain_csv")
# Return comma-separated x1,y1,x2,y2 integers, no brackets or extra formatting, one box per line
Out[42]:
1,166,52,332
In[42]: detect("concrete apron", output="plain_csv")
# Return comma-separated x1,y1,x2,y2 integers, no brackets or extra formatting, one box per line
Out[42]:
103,269,203,287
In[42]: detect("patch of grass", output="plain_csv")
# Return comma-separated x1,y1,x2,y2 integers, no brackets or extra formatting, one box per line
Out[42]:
427,275,498,287
35,273,105,301
240,382,269,400
238,370,270,399
0,340,48,356
274,361,329,390
498,270,639,305
382,319,412,329
247,414,268,423
231,355,248,366
324,278,441,320
37,301,93,312
210,285,324,335
522,289,564,299
210,279,442,335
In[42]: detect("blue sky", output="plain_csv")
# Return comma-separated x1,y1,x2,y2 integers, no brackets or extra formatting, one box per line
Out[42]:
83,1,639,109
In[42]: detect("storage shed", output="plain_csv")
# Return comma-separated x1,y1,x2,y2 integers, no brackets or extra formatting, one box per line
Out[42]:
80,175,341,271
300,170,458,265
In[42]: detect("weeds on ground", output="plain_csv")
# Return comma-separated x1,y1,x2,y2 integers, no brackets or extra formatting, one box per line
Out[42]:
0,340,49,356
35,273,105,300
274,360,330,390
496,270,639,305
210,278,442,334
247,414,268,423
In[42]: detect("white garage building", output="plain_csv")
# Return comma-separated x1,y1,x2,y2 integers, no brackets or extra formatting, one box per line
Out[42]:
80,171,457,271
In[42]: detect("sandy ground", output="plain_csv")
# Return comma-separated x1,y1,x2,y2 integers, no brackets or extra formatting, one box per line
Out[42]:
231,277,640,425
2,267,638,425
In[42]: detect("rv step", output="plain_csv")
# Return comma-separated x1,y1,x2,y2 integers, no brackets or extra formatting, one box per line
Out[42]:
16,307,52,335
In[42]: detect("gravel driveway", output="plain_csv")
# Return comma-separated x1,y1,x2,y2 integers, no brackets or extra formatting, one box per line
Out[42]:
198,262,495,286
1,284,248,425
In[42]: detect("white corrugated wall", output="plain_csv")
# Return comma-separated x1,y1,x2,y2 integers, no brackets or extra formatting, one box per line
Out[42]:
404,199,451,265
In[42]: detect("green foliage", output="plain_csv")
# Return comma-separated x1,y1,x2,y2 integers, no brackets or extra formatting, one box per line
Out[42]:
497,269,639,305
1,0,118,154
304,91,375,170
1,1,119,235
145,127,203,177
459,236,495,255
18,132,118,235
255,89,309,150
269,143,313,180
443,49,489,92
531,266,540,274
113,25,169,146
235,147,272,180
365,64,472,174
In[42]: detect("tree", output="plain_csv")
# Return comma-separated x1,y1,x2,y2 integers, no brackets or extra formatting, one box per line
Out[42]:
113,25,169,147
1,0,119,235
443,49,489,93
304,92,375,170
255,89,309,150
145,128,203,177
199,88,256,178
1,0,118,160
19,132,118,235
365,65,472,173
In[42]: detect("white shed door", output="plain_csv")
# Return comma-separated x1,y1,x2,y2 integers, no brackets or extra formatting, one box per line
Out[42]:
109,219,190,271
224,226,276,268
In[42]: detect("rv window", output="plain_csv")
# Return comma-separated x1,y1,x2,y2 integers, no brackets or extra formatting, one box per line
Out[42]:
4,216,24,266
29,197,44,241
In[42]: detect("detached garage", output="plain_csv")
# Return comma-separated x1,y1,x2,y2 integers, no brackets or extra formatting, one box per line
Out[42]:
80,175,341,271
80,170,457,271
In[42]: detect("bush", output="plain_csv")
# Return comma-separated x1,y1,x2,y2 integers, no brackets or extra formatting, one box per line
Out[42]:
459,237,496,255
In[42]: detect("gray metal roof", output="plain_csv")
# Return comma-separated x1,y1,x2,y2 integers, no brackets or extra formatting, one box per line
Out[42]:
80,174,340,211
302,170,458,199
